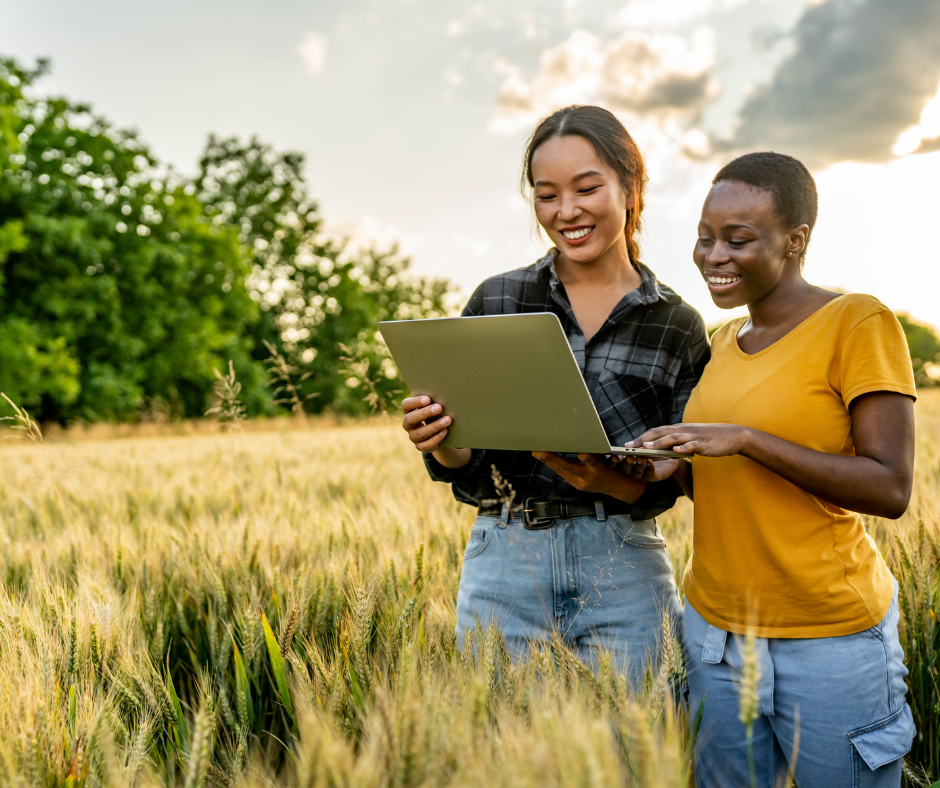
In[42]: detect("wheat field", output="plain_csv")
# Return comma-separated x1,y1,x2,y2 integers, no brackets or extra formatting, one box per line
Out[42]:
0,392,937,787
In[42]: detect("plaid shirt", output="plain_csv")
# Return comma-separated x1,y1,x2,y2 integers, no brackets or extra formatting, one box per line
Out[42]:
424,250,710,520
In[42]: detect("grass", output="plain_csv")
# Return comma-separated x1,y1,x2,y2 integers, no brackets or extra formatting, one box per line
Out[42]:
0,391,937,787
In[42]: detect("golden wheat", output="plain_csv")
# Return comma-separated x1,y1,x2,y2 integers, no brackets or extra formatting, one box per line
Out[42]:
0,393,936,786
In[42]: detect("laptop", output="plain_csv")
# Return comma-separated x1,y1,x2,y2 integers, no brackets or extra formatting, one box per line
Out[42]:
379,312,681,457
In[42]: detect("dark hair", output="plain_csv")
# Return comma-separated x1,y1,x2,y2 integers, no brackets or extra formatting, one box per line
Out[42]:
523,105,648,267
712,151,818,264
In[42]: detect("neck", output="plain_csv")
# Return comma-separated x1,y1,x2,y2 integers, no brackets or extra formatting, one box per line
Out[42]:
555,239,636,287
746,269,813,328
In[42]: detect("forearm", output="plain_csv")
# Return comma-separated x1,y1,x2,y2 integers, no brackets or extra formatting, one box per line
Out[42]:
431,447,473,469
740,428,910,518
605,476,648,505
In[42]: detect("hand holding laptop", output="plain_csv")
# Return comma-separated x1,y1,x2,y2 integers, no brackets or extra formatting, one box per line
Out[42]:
610,453,684,483
531,450,652,498
401,394,472,469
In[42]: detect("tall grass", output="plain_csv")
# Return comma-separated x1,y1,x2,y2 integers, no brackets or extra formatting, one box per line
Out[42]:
0,392,937,786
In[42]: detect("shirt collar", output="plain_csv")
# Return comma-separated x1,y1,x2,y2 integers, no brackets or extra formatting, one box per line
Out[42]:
535,248,682,306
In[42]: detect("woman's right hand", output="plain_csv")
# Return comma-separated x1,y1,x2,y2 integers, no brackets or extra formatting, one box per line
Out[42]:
612,454,693,499
401,396,472,469
612,455,681,482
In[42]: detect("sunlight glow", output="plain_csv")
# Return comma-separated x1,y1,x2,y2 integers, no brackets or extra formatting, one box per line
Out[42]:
892,80,940,156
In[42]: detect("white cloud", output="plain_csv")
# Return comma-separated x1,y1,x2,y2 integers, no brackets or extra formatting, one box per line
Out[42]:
893,80,940,157
446,19,464,37
444,68,465,87
611,0,751,30
298,31,328,76
489,26,719,133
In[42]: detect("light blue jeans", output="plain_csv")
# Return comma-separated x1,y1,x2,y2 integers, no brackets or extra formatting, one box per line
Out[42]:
684,584,915,788
455,506,682,686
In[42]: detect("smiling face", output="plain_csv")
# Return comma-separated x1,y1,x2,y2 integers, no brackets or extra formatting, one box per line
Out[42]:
530,134,632,267
693,180,806,309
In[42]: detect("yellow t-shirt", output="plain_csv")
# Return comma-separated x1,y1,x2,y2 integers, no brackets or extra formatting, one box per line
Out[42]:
682,293,917,638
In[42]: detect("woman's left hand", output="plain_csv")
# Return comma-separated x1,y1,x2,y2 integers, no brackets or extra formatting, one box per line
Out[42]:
532,452,646,502
628,423,752,458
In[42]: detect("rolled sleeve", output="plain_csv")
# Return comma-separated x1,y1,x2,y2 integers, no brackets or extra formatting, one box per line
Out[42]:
423,449,490,507
423,448,487,483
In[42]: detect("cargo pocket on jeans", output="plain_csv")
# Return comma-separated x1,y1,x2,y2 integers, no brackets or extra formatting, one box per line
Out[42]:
848,704,915,772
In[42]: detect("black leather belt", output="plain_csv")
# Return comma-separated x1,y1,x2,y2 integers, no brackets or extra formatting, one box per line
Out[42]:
479,497,633,530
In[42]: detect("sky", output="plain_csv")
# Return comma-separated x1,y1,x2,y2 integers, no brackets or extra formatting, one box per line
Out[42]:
2,0,940,328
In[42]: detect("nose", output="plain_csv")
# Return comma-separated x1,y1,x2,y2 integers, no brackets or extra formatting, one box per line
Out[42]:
558,192,582,222
705,240,731,267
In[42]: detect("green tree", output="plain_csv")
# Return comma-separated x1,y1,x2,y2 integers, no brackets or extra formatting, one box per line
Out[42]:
0,56,268,421
195,135,453,415
897,314,940,388
0,55,453,423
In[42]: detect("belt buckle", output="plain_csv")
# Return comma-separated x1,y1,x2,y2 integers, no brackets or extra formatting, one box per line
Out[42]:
523,497,555,530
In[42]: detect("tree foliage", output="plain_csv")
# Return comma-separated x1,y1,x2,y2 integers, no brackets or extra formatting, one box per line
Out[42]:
897,314,940,388
0,56,453,422
0,57,267,421
196,135,452,414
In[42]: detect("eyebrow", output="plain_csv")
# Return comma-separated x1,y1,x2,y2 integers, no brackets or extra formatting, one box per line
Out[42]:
698,221,755,232
534,170,604,188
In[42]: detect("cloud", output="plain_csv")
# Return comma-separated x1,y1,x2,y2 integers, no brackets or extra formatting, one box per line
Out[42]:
443,68,464,87
612,0,710,29
490,27,719,132
718,0,940,169
610,0,752,30
298,31,328,76
893,82,940,156
912,136,940,155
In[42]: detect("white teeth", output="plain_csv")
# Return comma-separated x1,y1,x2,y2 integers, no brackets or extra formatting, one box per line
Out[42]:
562,227,592,239
708,275,741,285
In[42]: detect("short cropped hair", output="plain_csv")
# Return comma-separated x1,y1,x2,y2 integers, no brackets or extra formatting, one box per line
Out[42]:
713,152,818,264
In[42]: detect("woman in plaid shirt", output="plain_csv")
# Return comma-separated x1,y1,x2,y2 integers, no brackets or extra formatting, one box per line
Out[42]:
401,105,709,685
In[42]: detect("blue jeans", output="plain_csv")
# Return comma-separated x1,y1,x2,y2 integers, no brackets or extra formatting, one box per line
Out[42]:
684,585,915,788
455,507,682,686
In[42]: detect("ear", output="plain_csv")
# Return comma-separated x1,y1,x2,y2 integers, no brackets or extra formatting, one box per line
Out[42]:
623,188,636,212
787,224,810,259
623,179,637,212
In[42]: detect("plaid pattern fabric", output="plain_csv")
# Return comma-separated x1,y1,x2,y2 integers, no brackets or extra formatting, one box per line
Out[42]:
424,250,710,520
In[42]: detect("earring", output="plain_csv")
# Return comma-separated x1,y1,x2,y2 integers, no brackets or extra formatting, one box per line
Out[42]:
787,252,792,257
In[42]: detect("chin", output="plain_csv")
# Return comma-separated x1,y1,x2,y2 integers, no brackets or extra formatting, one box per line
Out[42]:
712,295,747,310
567,246,600,263
563,236,615,264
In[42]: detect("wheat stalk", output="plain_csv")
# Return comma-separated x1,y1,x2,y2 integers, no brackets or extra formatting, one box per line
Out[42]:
205,361,246,429
263,339,316,419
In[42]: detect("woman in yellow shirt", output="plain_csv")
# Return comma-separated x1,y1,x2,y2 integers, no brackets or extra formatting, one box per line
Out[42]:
627,152,917,787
